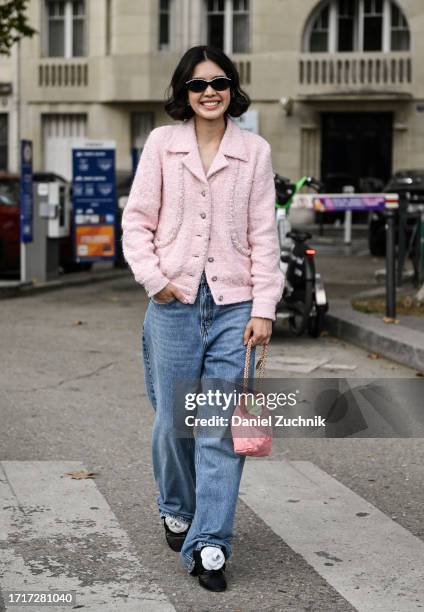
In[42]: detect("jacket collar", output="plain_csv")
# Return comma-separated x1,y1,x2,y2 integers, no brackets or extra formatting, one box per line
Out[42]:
166,116,248,183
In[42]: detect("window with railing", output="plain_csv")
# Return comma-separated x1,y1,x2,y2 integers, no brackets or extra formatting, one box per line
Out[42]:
45,0,86,57
363,0,383,51
310,4,329,52
304,0,410,53
206,0,250,54
390,1,409,50
338,0,355,51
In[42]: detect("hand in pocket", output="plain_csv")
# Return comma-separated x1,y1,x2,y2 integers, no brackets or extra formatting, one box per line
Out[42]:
152,282,187,304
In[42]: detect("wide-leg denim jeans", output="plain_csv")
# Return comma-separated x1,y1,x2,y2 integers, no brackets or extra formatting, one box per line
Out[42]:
141,270,256,573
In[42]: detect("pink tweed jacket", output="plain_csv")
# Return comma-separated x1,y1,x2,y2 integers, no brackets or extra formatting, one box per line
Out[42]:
121,115,284,320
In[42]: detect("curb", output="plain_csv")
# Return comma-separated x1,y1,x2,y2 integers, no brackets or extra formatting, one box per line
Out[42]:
0,267,129,300
326,300,424,372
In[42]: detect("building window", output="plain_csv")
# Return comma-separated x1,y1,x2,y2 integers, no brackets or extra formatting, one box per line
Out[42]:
159,0,171,50
337,0,355,52
391,1,409,50
72,1,85,56
233,0,249,53
206,0,250,54
207,0,225,51
0,114,8,171
42,114,87,179
310,4,329,52
363,0,383,51
105,0,112,55
46,0,86,58
305,0,410,53
47,1,65,56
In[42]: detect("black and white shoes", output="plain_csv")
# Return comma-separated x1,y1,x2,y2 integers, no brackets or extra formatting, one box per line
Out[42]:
162,518,228,591
191,546,227,592
162,516,190,552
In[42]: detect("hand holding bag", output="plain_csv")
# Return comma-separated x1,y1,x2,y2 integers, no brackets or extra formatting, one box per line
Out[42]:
231,338,273,457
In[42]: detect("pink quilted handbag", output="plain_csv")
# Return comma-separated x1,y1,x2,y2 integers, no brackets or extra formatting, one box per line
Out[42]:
231,338,272,457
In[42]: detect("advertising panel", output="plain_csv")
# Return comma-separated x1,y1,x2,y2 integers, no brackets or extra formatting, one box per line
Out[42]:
72,144,116,262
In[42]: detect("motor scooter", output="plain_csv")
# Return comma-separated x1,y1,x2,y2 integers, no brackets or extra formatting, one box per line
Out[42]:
274,174,329,337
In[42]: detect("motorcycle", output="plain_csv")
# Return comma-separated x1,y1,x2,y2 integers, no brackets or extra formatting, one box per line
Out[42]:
273,174,329,337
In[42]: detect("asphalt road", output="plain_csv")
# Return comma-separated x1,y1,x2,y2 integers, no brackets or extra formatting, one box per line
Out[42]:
0,275,423,612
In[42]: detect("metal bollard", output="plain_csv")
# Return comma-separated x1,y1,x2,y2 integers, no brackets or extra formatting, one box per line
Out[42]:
342,185,355,245
396,191,408,287
385,195,399,319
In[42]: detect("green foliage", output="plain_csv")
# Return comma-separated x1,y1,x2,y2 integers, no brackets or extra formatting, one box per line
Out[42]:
0,0,37,56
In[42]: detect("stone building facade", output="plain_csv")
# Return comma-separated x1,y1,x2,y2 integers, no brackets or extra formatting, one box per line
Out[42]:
2,0,424,189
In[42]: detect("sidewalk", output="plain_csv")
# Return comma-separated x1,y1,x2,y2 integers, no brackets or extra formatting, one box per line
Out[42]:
311,229,424,371
325,300,424,371
0,262,128,299
1,230,422,371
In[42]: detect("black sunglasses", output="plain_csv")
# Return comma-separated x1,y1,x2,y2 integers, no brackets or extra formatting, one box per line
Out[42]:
185,76,232,93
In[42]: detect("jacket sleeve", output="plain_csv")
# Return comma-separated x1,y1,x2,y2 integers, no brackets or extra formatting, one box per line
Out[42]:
121,128,170,297
247,142,285,320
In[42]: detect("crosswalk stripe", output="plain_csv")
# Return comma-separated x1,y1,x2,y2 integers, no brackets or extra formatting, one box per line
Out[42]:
240,460,424,612
0,461,175,612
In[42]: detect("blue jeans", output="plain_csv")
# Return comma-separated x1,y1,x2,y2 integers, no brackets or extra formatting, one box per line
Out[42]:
141,270,256,573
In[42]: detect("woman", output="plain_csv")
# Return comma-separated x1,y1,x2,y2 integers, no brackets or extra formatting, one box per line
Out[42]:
121,45,284,592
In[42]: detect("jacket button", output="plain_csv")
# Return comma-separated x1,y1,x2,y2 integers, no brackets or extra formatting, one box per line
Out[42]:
201,190,207,197
218,295,223,301
211,276,217,281
208,257,214,262
200,212,206,219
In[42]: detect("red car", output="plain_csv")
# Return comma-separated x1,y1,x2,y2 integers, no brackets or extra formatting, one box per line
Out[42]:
0,171,90,277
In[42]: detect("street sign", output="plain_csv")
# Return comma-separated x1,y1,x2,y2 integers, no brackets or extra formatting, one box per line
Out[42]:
19,140,33,244
72,143,116,262
311,194,387,212
290,193,398,212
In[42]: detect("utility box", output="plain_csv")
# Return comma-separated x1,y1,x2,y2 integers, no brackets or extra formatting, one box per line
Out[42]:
47,182,70,238
24,177,71,282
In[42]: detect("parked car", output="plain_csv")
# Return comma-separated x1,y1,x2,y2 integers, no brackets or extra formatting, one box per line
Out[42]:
368,168,424,256
0,173,20,274
0,171,91,276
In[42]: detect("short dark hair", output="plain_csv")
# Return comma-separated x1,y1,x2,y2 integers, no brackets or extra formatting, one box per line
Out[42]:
164,45,251,121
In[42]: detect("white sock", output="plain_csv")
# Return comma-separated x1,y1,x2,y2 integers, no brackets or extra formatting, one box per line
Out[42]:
165,516,189,533
200,546,225,570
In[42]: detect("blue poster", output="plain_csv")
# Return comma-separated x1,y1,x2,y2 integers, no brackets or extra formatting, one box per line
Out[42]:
72,147,116,262
19,140,33,243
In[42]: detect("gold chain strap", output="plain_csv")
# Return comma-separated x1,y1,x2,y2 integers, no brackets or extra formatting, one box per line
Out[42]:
243,338,268,393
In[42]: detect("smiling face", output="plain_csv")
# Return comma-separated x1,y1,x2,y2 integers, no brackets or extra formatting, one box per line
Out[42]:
187,59,231,121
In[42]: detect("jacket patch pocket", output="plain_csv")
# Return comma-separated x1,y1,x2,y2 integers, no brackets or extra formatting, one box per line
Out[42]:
230,231,251,257
227,161,252,257
153,159,185,249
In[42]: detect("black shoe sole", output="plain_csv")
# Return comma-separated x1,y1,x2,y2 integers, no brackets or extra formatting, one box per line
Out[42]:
198,573,227,592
